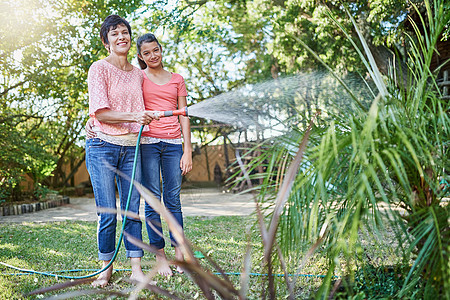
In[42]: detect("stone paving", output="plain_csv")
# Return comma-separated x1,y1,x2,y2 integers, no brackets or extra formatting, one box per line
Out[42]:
0,187,256,223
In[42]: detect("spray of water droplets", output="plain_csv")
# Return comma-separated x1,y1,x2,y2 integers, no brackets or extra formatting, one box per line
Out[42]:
187,72,375,133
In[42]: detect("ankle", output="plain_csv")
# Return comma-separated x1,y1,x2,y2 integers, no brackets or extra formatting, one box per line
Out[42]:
130,257,142,272
156,248,168,259
101,260,113,271
174,247,184,261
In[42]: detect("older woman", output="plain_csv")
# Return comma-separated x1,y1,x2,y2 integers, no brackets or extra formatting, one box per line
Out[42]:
86,15,154,287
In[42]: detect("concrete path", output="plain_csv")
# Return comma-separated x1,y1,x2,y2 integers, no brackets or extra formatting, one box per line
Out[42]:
0,188,256,223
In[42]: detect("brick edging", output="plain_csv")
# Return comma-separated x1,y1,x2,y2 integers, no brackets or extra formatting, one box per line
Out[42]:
0,196,70,217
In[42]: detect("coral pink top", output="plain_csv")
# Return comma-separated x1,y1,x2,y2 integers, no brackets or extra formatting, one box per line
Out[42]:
142,72,188,139
88,59,146,135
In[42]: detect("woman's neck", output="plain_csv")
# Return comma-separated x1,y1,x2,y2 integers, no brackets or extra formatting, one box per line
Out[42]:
144,66,171,85
105,53,131,71
145,65,166,76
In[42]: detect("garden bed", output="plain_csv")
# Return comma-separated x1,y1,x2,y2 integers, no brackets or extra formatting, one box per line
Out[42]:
0,195,70,217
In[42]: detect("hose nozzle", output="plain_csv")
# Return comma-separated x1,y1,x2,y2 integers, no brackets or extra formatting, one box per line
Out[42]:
160,107,189,117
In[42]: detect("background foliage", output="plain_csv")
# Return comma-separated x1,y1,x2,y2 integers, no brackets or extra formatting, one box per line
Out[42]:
2,0,440,202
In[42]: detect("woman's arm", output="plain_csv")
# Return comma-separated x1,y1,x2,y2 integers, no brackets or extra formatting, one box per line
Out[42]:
86,110,157,139
96,108,156,125
178,96,192,175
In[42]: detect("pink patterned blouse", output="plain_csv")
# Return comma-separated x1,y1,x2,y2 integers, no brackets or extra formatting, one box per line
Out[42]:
88,59,145,135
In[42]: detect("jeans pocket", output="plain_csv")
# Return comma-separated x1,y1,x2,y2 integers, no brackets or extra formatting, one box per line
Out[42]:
88,138,106,148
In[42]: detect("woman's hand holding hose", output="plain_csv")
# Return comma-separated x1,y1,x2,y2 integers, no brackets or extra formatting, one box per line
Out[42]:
134,111,159,125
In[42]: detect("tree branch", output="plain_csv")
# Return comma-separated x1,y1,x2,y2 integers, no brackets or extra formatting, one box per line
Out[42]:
0,114,44,124
0,79,30,98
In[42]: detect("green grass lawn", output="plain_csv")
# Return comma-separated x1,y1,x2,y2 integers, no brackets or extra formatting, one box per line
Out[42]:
0,216,410,299
0,216,296,299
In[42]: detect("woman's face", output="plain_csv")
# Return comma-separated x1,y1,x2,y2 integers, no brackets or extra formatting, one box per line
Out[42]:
139,41,162,68
105,24,130,55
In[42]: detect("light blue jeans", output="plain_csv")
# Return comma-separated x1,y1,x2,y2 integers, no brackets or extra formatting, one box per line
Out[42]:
86,138,144,260
141,142,183,249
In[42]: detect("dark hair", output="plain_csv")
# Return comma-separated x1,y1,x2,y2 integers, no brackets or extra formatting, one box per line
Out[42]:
136,33,162,69
100,15,132,46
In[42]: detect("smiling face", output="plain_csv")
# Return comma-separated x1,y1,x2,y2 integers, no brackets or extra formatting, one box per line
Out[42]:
104,23,131,55
138,41,163,69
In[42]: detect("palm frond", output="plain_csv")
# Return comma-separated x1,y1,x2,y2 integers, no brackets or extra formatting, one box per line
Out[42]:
248,0,449,298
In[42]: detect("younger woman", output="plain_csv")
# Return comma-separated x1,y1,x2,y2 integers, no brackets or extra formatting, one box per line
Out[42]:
137,33,192,276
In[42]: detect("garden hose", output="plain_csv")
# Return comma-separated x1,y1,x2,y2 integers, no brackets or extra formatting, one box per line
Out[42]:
0,125,145,280
1,267,340,279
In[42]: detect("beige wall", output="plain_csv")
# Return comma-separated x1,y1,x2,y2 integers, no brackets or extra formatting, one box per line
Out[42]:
74,163,90,186
185,144,234,182
65,144,234,186
60,159,90,187
19,174,34,191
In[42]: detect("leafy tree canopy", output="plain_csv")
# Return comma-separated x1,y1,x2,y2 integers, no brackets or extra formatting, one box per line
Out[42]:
0,0,145,200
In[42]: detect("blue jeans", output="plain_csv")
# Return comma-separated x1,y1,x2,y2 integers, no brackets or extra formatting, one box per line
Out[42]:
85,138,144,260
141,142,183,249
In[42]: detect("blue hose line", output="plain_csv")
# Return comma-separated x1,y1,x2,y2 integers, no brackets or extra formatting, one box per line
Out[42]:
213,272,340,279
1,269,133,276
0,126,144,280
1,267,340,279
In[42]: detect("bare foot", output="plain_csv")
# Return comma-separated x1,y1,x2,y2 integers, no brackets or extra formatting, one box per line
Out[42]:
156,248,173,277
130,257,146,282
92,261,113,288
129,257,157,286
174,247,184,274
